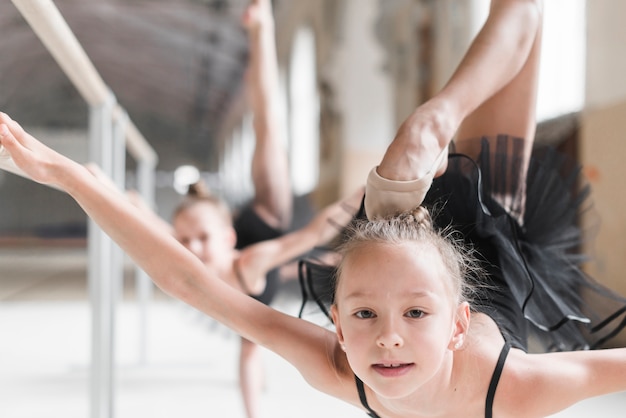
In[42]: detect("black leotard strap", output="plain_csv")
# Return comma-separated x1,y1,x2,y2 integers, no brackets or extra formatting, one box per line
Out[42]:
354,375,382,418
485,341,511,418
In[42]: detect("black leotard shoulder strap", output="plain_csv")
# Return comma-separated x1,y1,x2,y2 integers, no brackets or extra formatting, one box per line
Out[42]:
485,341,511,418
354,375,382,418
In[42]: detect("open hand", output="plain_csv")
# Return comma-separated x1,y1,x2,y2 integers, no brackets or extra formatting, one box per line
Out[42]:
0,112,80,190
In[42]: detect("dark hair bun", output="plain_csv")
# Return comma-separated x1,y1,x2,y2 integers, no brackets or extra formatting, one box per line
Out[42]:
187,180,212,198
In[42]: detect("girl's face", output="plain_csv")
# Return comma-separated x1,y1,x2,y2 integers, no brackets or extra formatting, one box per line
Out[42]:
331,241,468,401
173,202,236,275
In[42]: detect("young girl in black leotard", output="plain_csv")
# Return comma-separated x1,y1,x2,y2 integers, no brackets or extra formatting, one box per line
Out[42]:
4,1,626,417
329,132,626,418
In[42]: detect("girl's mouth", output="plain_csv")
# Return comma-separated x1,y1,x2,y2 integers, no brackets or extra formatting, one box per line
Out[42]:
371,362,414,377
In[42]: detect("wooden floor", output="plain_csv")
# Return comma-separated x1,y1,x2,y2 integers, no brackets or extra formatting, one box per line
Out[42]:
0,244,625,418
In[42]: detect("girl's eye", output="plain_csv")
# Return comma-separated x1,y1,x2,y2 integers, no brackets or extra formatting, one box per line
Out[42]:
355,310,375,319
406,309,424,318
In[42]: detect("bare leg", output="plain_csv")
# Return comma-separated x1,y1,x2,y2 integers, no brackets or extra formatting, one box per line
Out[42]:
456,0,544,160
234,5,288,418
455,0,544,220
243,0,292,231
239,337,264,418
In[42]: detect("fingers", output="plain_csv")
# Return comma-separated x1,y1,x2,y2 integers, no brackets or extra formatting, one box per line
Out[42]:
0,125,10,159
0,112,30,150
0,119,32,179
0,116,28,160
0,113,12,146
0,121,16,152
0,112,17,136
0,112,55,185
0,111,10,124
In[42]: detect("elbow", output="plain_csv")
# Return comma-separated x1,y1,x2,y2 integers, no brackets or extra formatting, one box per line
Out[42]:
165,272,201,306
148,264,199,305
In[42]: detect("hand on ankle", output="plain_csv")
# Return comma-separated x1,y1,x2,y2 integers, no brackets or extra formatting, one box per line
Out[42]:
377,99,457,182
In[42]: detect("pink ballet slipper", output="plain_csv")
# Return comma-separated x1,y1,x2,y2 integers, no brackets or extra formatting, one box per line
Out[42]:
364,145,449,219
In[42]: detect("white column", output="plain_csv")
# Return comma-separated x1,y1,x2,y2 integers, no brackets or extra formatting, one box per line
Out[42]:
110,109,126,372
88,91,117,418
134,157,156,365
334,0,394,196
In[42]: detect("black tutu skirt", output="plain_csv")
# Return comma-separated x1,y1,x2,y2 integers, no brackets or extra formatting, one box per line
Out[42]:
298,135,626,352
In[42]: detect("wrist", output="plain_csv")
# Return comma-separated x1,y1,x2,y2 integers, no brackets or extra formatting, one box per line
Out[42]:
59,161,91,196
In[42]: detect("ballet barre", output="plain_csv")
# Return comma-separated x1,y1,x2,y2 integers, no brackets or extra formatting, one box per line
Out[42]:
9,2,158,418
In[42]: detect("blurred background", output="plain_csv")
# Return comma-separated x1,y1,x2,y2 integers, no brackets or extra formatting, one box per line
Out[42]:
1,0,626,417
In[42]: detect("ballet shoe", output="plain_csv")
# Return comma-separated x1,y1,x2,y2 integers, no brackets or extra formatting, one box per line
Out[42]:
364,144,449,220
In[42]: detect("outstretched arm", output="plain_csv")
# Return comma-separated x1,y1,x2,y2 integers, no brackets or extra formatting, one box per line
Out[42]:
0,113,349,393
84,162,175,236
0,114,235,323
502,348,626,417
243,0,292,231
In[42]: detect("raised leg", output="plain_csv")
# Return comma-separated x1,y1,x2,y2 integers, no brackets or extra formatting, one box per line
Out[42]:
455,0,544,219
365,0,544,219
455,0,544,162
243,0,292,231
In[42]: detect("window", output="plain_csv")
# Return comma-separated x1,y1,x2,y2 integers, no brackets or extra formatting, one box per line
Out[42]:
288,26,320,196
537,0,586,121
470,0,586,121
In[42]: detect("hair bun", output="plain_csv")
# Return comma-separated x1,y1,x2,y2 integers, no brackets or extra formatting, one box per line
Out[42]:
187,180,211,198
409,206,431,228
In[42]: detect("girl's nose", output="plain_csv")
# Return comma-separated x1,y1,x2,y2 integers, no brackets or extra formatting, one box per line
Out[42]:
376,319,404,348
